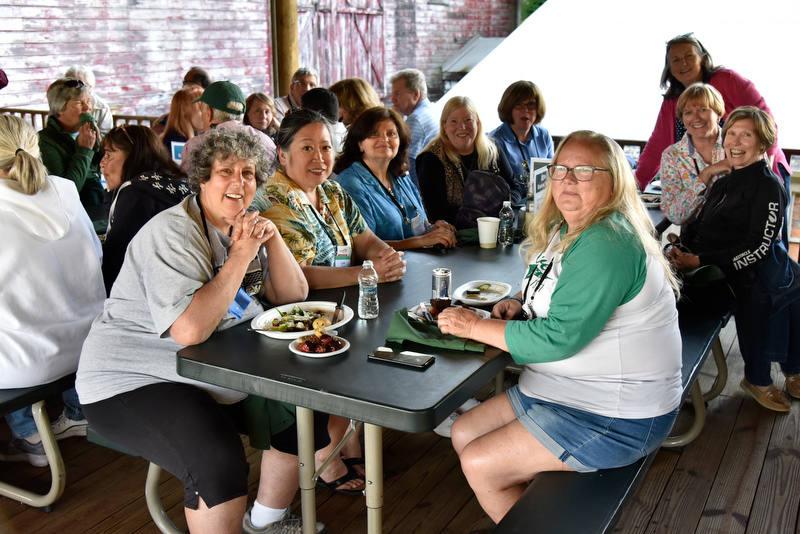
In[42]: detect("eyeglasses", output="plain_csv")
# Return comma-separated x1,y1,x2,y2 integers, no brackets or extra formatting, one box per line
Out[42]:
513,101,537,111
547,164,609,182
64,78,86,88
665,233,690,254
115,123,133,144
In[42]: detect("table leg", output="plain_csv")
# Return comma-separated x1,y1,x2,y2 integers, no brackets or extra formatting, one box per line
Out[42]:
296,407,317,534
364,423,384,534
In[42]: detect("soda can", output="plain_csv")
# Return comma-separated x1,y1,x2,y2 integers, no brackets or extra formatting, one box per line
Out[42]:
432,268,452,299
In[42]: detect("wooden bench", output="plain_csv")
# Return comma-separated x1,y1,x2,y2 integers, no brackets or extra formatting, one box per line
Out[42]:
492,309,728,534
87,428,184,534
0,373,75,510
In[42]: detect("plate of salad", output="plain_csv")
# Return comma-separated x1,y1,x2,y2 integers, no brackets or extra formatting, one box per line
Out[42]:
250,301,354,339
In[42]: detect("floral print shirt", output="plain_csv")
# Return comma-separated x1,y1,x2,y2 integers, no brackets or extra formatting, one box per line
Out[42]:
259,170,367,266
658,132,726,224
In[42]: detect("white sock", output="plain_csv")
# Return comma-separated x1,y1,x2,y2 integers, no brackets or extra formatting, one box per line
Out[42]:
250,501,288,528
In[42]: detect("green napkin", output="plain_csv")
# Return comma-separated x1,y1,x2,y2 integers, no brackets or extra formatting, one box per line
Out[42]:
386,308,486,353
456,227,480,245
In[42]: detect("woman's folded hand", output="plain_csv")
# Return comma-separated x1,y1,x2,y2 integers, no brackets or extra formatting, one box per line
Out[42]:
371,247,407,282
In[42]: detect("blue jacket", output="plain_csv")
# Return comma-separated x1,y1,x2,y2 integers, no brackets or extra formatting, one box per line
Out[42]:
489,122,554,186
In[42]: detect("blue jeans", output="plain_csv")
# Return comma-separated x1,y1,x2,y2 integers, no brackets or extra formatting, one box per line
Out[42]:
4,387,84,440
737,286,800,387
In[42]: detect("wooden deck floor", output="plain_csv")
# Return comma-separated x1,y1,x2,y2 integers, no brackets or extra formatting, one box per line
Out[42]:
2,321,799,533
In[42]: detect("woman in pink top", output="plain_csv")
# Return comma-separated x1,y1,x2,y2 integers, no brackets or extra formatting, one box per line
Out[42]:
636,33,788,191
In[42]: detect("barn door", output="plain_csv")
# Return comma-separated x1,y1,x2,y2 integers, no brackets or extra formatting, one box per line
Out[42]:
297,0,385,93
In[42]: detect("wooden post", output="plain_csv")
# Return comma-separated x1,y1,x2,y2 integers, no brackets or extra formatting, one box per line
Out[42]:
274,0,299,98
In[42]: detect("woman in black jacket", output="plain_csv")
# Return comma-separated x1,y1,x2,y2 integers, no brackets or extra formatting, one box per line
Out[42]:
101,124,190,294
669,107,800,412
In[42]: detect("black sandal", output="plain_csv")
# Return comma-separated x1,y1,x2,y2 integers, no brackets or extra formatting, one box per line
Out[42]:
316,465,365,496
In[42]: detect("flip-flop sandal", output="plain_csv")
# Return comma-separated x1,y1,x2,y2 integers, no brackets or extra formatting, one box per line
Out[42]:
316,465,365,496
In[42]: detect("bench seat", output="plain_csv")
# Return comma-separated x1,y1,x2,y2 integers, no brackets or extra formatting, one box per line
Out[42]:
492,309,727,534
0,373,75,510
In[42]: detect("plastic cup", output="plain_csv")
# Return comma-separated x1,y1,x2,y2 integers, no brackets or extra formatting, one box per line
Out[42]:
477,217,500,249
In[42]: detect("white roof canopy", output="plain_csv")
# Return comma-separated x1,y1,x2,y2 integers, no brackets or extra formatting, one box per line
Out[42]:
437,0,800,151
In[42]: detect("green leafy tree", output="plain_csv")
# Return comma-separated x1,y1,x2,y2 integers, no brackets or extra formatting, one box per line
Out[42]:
522,0,547,21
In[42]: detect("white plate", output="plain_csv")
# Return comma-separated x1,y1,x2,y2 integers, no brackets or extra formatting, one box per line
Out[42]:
289,336,350,358
409,302,491,323
250,301,354,339
453,281,512,306
639,194,661,209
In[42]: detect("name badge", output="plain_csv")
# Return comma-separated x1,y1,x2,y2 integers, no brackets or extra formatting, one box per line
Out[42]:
334,245,352,267
227,287,252,320
411,213,426,237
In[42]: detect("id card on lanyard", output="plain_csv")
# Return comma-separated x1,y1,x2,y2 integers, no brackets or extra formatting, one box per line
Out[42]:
410,213,426,236
334,244,352,267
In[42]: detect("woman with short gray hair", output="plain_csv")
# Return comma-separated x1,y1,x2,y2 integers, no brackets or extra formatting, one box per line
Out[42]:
39,77,105,230
77,126,325,534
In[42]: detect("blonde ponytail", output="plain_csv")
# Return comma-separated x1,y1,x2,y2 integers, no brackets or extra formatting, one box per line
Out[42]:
0,115,48,194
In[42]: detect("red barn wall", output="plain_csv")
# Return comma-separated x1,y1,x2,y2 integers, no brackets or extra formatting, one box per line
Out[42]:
383,0,517,100
0,0,273,117
1,0,515,117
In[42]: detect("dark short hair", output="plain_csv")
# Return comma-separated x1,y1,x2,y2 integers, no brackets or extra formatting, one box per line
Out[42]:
497,80,546,125
102,124,184,185
333,107,410,177
274,109,333,171
187,127,273,192
186,67,213,89
301,88,339,123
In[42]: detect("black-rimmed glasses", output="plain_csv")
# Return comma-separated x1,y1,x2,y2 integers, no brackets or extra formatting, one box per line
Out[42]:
513,101,537,111
547,164,609,182
64,78,86,88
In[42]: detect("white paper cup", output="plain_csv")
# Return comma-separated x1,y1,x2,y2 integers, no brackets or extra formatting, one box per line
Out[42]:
477,217,500,249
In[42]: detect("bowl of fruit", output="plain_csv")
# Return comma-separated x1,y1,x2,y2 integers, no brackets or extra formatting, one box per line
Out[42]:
288,317,350,358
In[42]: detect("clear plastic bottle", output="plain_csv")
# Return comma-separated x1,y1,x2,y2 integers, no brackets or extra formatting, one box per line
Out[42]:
498,200,515,246
358,260,379,319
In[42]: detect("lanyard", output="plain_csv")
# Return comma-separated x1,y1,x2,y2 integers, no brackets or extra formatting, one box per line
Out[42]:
363,163,411,225
307,195,348,251
522,259,554,305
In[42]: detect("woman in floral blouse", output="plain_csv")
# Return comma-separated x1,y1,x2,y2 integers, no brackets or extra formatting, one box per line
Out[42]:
659,83,730,224
259,109,406,289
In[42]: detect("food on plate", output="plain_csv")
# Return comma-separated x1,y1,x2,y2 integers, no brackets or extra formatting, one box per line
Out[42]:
461,283,503,302
312,317,331,337
430,298,452,314
296,333,345,354
639,194,661,204
267,305,333,332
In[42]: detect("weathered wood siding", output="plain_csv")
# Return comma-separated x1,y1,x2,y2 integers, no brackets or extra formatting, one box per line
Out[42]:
1,0,515,117
384,0,516,100
0,0,273,117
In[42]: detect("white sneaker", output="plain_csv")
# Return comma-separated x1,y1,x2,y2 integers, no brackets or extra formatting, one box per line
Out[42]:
52,411,88,440
242,508,328,534
433,398,481,438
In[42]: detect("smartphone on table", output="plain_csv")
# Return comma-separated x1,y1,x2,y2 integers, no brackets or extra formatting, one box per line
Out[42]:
368,347,435,369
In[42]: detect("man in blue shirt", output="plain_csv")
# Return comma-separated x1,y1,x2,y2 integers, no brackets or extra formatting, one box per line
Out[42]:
390,69,439,188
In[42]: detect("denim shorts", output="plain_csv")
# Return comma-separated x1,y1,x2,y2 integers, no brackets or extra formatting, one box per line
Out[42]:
507,385,679,473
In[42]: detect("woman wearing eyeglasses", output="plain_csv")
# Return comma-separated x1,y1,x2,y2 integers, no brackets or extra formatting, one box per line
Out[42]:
636,33,788,191
101,124,190,294
437,130,682,524
38,77,106,231
489,81,554,188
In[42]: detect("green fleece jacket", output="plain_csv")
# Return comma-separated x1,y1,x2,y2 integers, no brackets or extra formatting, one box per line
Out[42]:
38,116,105,224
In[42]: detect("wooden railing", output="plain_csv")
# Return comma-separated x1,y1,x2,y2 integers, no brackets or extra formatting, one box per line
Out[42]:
0,108,160,130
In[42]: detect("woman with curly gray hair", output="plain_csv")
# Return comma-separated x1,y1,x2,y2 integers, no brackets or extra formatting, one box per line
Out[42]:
77,127,326,533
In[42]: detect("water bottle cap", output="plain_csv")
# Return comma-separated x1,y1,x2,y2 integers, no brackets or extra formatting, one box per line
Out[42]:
503,201,511,207
363,260,373,268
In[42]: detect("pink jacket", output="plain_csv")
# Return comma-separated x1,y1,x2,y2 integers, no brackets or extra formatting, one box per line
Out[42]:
636,68,788,190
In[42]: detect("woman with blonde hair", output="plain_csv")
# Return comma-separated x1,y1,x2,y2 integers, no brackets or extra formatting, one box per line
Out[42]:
416,96,520,226
437,130,682,523
328,77,382,126
244,92,280,141
161,86,205,151
0,115,104,467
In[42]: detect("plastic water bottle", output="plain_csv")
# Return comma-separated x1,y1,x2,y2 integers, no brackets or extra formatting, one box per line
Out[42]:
358,260,379,319
498,201,515,246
